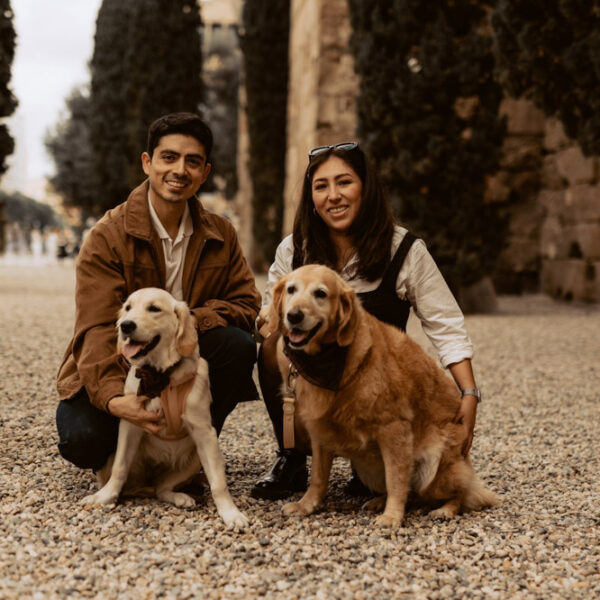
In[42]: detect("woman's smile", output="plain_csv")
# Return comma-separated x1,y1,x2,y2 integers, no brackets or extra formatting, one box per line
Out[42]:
311,156,362,234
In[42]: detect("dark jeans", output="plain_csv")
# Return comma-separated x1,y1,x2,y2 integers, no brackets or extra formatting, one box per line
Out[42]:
56,327,258,471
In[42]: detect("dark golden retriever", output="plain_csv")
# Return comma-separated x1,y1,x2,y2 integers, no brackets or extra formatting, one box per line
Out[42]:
262,264,497,526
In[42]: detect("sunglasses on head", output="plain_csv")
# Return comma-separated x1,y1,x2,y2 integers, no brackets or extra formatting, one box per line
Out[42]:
308,142,359,158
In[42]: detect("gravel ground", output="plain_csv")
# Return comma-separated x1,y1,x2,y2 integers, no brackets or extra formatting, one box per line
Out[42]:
0,263,598,599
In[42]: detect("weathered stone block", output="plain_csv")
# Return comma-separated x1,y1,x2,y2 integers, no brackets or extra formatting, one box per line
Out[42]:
555,146,597,186
510,171,540,199
497,239,540,272
563,223,600,260
500,137,542,171
508,201,544,238
565,184,600,223
541,259,600,302
484,171,511,204
541,155,566,190
538,189,566,218
457,276,498,314
540,216,564,260
499,98,545,136
544,117,570,152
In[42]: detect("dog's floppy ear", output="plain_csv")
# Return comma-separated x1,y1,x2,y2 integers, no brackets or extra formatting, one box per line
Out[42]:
174,302,198,357
336,283,358,347
260,277,286,338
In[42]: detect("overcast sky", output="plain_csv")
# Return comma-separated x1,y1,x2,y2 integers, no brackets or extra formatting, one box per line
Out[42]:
7,0,102,186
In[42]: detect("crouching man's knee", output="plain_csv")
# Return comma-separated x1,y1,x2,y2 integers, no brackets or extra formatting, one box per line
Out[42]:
56,390,119,471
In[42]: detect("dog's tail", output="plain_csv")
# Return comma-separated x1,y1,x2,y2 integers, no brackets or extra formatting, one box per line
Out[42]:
462,476,499,512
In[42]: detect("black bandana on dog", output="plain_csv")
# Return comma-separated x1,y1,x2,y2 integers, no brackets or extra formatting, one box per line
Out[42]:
136,361,181,398
283,340,349,391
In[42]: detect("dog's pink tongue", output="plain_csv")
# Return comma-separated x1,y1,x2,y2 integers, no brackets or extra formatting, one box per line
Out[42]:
288,330,308,344
122,342,145,359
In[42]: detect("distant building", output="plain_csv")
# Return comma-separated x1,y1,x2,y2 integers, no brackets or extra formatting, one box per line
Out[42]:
200,0,242,54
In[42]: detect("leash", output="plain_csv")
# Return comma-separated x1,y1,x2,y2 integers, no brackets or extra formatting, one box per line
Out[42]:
282,362,298,449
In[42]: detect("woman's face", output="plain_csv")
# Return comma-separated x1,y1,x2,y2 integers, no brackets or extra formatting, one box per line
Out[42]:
311,155,363,236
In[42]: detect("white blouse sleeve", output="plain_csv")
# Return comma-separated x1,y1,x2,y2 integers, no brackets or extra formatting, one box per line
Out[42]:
398,238,474,368
262,235,295,309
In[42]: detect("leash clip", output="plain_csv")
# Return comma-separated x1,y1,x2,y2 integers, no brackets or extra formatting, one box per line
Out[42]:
283,363,298,449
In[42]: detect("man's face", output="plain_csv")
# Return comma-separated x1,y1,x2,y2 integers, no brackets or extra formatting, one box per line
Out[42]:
141,133,211,205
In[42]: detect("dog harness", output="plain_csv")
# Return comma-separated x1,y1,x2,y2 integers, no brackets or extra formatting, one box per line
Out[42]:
136,363,196,441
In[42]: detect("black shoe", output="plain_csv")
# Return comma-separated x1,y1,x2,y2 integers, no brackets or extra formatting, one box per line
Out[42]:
344,471,373,497
251,450,308,500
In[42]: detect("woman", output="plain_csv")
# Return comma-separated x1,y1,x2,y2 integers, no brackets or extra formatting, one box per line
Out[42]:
251,142,481,500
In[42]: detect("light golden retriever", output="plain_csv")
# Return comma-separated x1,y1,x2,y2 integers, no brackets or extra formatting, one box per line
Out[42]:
82,287,248,528
262,265,497,526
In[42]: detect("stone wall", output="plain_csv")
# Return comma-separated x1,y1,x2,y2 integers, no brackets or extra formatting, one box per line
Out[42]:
539,119,600,302
283,0,358,234
489,98,546,294
277,2,600,301
488,97,600,302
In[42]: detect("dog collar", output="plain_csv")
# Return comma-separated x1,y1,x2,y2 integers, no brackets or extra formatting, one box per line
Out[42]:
136,360,183,399
136,360,197,441
283,340,348,391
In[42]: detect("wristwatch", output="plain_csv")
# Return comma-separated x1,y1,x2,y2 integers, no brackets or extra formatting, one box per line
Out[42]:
460,388,481,403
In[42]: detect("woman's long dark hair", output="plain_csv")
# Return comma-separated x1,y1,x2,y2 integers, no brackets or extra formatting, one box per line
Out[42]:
292,145,395,281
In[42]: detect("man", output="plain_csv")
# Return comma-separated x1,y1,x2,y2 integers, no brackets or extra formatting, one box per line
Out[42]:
56,112,260,472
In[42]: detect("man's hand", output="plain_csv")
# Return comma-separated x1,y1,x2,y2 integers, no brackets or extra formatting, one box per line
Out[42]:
453,395,478,456
107,394,165,435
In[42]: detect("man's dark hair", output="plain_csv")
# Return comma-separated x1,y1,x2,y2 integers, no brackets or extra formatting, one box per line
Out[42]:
146,112,213,161
292,145,395,282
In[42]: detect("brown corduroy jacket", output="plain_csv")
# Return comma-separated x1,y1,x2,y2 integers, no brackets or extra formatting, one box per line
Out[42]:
56,181,261,411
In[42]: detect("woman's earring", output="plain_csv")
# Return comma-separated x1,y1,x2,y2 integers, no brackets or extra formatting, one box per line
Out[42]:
312,208,317,216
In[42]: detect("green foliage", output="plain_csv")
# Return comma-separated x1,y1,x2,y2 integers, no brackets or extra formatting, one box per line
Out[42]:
347,0,507,292
125,0,203,183
203,44,240,199
240,0,289,271
87,0,134,214
45,88,100,219
492,0,600,156
0,190,59,229
0,0,17,177
85,0,203,215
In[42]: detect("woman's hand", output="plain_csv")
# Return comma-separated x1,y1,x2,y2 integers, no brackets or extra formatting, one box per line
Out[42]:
447,359,479,456
453,394,478,456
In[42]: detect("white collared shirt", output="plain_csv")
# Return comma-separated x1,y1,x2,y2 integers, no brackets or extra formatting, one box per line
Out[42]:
263,226,473,368
148,196,194,300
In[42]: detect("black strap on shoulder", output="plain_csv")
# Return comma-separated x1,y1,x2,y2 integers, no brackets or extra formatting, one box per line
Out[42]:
380,232,418,290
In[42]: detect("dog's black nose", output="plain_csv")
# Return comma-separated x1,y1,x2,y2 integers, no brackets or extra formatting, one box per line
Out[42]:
120,320,136,335
286,308,304,325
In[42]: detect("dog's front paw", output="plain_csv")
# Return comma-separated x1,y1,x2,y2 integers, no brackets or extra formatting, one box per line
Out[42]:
157,491,196,508
375,512,404,527
282,501,315,517
82,490,118,506
220,507,249,530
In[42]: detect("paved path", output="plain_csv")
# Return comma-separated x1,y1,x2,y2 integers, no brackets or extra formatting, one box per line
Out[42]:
0,264,598,599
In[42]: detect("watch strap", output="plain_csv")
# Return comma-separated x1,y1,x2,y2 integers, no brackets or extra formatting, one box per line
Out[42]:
460,388,481,402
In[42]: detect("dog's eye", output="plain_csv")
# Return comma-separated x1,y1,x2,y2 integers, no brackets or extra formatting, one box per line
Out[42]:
124,304,131,312
287,284,296,295
147,305,161,313
314,289,327,299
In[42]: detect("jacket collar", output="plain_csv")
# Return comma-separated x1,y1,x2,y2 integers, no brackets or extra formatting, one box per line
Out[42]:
124,180,224,245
